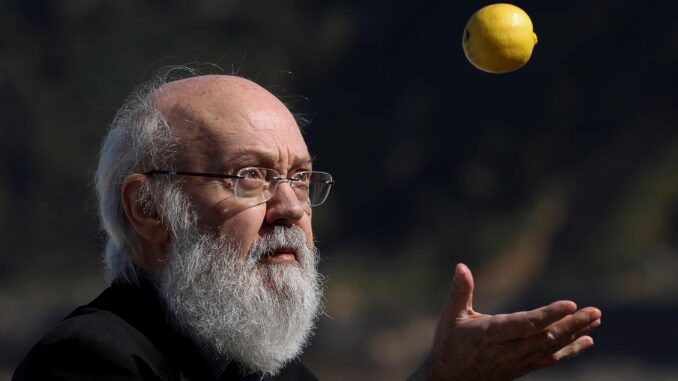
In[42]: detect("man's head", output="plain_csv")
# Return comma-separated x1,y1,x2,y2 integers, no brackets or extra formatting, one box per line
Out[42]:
94,71,327,374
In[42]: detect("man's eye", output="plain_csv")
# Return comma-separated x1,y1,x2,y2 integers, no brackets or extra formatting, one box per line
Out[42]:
242,168,263,179
294,172,311,182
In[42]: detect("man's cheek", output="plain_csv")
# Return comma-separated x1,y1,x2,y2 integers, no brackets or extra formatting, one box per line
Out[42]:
220,208,266,253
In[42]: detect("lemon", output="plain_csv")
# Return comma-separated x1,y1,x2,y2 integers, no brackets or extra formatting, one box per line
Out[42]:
462,3,538,73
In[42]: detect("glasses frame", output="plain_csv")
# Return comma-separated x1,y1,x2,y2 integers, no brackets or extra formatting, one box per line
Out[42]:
144,168,335,207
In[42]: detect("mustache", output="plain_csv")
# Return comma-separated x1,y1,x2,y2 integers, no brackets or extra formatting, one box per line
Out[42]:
247,225,311,262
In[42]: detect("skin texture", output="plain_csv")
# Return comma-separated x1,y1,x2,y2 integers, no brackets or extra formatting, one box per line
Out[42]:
121,75,314,274
120,75,602,379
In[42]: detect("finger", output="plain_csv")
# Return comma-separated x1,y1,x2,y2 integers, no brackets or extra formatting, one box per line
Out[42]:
530,335,595,370
487,300,578,342
574,318,602,338
513,307,601,361
443,263,475,318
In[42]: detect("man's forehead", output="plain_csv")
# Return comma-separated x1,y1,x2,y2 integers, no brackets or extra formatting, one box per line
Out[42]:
155,75,310,168
156,75,284,121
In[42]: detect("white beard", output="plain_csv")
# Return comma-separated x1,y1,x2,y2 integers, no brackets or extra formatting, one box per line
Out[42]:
156,223,323,375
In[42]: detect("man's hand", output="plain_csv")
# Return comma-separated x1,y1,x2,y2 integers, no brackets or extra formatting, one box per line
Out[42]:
411,263,602,381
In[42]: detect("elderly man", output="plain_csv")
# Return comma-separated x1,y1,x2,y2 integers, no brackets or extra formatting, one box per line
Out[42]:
14,73,601,380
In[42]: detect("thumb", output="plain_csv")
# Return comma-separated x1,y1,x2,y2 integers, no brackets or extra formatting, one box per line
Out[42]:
445,263,475,318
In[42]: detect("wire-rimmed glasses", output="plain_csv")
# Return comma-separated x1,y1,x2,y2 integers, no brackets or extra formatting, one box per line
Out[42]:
145,167,334,208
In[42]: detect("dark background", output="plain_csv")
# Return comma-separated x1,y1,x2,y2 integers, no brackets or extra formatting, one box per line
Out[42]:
1,0,677,380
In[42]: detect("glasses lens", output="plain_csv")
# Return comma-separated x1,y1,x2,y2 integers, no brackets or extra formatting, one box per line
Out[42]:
234,168,333,207
305,171,333,206
234,167,275,205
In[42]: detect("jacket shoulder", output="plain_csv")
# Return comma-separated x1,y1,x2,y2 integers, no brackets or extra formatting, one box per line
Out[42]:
13,306,176,381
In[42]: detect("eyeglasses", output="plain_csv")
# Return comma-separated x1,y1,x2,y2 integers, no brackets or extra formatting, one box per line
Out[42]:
145,167,334,208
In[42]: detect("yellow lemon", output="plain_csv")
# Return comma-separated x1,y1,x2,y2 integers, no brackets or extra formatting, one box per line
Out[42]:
462,3,538,73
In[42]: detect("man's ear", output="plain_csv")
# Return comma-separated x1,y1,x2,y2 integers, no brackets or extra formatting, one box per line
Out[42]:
121,174,169,244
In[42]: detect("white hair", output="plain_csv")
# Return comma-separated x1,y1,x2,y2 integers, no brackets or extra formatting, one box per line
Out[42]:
94,68,196,285
157,191,323,374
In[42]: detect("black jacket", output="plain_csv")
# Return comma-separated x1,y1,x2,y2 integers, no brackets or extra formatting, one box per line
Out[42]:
13,280,318,381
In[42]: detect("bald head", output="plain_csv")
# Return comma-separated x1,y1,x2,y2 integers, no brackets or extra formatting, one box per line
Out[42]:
153,75,307,171
156,75,288,124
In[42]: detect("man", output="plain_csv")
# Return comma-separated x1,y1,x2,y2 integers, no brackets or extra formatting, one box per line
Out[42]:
14,72,601,380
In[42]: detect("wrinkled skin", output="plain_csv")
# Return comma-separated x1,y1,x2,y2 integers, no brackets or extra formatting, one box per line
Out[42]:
410,264,601,381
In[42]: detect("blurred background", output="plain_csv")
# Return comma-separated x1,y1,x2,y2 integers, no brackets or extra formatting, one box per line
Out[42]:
1,0,677,379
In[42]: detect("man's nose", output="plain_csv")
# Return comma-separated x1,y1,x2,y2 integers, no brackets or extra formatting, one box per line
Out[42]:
264,181,306,226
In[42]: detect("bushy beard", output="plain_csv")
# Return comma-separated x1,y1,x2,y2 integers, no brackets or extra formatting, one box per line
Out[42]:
156,205,323,375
